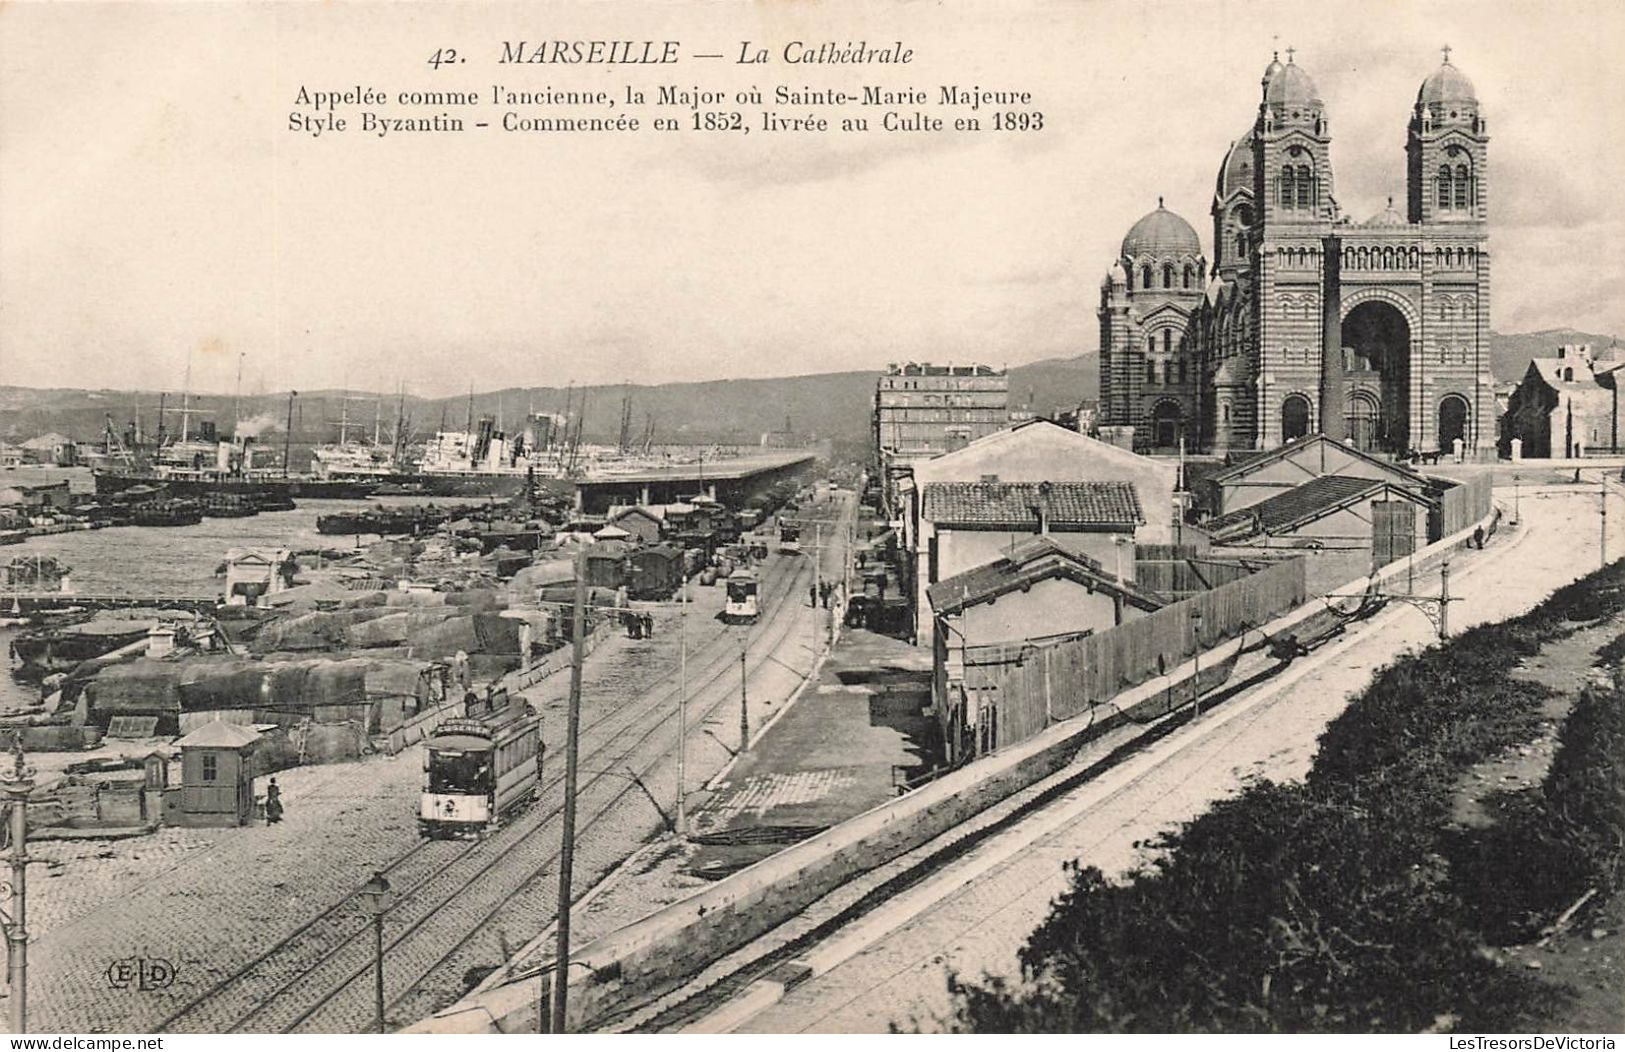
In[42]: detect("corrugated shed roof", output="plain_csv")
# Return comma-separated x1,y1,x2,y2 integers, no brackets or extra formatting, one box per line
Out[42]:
1207,475,1429,540
926,536,1164,616
921,481,1142,529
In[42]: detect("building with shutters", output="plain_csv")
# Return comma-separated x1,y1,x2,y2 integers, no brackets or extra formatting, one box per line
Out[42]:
1099,49,1494,458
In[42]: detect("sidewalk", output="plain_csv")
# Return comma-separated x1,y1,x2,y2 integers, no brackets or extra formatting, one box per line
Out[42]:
686,628,937,877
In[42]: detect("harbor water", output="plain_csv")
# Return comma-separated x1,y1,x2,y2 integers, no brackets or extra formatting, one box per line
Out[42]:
1,466,471,711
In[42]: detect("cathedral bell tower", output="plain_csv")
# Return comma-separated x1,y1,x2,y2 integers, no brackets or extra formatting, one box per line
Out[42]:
1252,50,1335,230
1407,46,1489,225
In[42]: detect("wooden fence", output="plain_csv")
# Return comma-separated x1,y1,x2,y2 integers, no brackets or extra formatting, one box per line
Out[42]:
1134,548,1261,599
1437,473,1493,538
962,554,1306,753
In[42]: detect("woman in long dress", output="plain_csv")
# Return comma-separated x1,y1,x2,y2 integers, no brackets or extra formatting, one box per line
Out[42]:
265,777,284,824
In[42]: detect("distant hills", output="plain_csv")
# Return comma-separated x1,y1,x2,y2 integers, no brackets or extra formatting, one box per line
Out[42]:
1,328,1615,461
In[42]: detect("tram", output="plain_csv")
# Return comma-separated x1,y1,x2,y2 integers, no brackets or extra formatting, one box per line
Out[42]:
777,520,802,555
722,569,761,624
419,688,543,838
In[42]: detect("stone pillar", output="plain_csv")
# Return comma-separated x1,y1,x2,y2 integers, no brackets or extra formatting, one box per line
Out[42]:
1511,437,1523,462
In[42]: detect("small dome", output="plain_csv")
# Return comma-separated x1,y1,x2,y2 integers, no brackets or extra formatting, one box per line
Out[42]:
1264,57,1321,110
1364,197,1407,227
1260,53,1284,89
1121,200,1202,260
1419,55,1477,108
1107,260,1127,285
1215,132,1254,199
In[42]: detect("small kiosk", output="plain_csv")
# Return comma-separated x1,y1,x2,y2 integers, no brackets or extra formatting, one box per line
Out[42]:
168,721,261,828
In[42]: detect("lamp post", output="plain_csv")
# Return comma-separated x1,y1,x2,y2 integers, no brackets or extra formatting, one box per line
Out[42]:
358,870,392,1034
1512,472,1521,527
1190,609,1204,718
1,739,35,1035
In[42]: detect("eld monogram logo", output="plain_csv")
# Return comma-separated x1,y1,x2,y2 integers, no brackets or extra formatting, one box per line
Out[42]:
105,955,177,991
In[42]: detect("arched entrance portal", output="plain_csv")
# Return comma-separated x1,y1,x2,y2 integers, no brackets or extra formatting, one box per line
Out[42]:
1345,392,1381,452
1151,401,1183,449
1438,394,1470,453
1281,395,1311,442
1342,300,1412,453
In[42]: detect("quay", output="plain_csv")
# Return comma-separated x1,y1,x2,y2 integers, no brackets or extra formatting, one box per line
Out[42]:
3,592,220,615
574,451,818,514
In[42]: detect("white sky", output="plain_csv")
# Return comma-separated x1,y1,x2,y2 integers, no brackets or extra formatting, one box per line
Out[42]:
2,0,1621,396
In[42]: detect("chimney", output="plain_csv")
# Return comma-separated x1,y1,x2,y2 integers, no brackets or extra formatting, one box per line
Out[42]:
1036,481,1053,536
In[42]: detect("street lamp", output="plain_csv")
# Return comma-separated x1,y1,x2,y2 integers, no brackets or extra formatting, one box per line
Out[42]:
1512,472,1521,527
0,739,35,1035
358,871,392,1034
1190,609,1204,718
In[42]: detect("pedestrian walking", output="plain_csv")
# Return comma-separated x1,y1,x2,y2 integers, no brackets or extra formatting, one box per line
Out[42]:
265,777,283,825
809,583,818,607
1473,524,1485,550
642,612,655,638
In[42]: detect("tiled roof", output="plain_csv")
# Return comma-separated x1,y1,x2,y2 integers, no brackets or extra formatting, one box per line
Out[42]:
926,536,1164,616
921,481,1142,529
1207,475,1428,540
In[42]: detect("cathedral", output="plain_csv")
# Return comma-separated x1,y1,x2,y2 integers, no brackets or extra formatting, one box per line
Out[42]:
1098,49,1493,456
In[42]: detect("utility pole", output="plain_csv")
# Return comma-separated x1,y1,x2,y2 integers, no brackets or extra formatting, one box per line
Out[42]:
551,546,587,1034
676,574,688,837
739,648,749,750
1,739,35,1034
1512,473,1521,527
1602,480,1610,569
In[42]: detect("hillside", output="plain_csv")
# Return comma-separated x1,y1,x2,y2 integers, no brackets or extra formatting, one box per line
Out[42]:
1,329,1614,459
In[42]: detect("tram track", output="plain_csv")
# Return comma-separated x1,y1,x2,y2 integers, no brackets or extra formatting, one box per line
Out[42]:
151,548,822,1033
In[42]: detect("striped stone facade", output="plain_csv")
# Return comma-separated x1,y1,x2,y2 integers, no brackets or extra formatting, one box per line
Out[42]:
1101,50,1494,456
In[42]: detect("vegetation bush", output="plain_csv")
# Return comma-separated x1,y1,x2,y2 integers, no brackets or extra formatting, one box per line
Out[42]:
946,560,1625,1033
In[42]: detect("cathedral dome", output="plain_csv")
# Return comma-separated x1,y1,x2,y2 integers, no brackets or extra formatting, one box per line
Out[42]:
1264,56,1321,110
1364,197,1407,227
1419,56,1477,107
1121,200,1201,259
1215,132,1254,199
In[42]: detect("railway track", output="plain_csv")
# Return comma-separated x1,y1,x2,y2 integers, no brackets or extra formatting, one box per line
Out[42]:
151,549,825,1033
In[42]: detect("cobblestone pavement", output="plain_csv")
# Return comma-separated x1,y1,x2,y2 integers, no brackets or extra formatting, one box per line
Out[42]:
14,494,859,1035
734,488,1618,1033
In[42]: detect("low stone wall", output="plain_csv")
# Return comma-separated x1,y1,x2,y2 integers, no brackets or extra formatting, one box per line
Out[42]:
411,501,1502,1034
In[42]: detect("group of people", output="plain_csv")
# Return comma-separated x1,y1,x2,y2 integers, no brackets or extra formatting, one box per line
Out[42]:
809,580,840,609
623,610,657,639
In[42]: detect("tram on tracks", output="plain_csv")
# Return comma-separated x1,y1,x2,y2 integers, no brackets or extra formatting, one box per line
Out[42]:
777,520,802,555
419,688,544,838
722,569,760,624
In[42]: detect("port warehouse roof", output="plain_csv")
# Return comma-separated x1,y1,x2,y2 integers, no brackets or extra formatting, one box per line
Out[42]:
921,480,1144,530
574,451,816,486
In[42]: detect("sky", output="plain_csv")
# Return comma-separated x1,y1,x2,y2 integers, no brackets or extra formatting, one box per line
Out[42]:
2,0,1621,397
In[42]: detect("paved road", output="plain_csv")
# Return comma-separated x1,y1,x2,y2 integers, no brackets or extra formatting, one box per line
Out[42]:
732,484,1621,1033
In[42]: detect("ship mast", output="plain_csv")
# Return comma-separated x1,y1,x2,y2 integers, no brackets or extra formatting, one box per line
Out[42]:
180,353,193,443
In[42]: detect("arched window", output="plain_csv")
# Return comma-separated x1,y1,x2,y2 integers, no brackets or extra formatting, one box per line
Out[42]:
1235,233,1246,258
1437,166,1452,210
1563,367,1574,382
1198,262,1206,283
1222,404,1231,423
1281,166,1296,208
1163,330,1172,354
1125,267,1134,291
1146,335,1156,355
1147,361,1157,384
1142,265,1153,288
1454,164,1470,211
1281,394,1312,442
1296,165,1312,210
1163,361,1172,385
1178,360,1187,383
1163,263,1174,288
1183,264,1194,288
